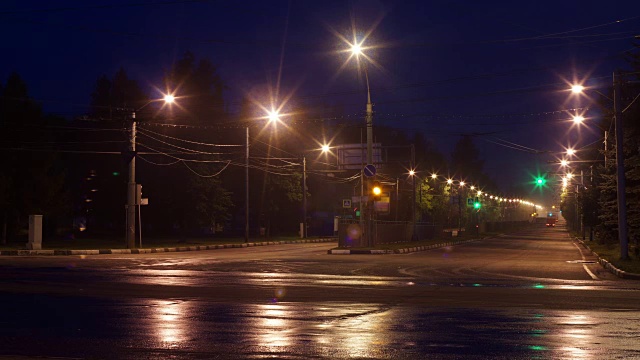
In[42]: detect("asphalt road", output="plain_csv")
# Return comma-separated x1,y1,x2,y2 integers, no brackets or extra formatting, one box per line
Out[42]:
1,222,639,359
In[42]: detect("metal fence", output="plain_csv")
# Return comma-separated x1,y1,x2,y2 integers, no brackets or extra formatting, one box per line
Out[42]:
337,219,534,247
337,219,441,247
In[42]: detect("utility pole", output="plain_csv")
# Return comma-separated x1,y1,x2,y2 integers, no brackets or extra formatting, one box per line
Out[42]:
126,116,136,249
360,129,365,245
302,155,307,238
411,144,416,240
613,71,629,260
245,127,249,243
604,131,608,167
395,177,399,222
364,67,374,248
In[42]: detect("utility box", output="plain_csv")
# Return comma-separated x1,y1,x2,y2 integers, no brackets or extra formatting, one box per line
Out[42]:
27,215,43,250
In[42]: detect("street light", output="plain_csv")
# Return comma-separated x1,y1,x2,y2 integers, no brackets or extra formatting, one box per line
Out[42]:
347,38,375,246
571,84,585,94
570,75,631,259
126,93,175,249
300,144,333,239
572,115,585,124
348,39,373,166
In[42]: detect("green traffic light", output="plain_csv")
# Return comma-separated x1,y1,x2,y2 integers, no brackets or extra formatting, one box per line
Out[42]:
533,175,547,187
474,202,481,209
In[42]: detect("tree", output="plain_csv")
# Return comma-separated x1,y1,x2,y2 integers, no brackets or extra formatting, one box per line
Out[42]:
90,68,148,119
163,51,226,123
451,135,485,180
0,73,69,243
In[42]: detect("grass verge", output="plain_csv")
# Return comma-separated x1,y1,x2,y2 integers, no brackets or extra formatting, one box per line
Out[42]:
580,240,640,274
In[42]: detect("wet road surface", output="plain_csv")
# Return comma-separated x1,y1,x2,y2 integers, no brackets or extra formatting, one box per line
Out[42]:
1,223,639,359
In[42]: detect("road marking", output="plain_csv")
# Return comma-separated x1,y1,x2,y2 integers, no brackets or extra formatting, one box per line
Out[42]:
582,264,599,280
572,241,599,280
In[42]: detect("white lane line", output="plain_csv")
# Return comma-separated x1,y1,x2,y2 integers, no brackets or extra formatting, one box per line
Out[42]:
582,264,599,280
572,241,599,280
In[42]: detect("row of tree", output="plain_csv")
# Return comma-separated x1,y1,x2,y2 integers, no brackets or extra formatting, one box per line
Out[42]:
1,51,528,244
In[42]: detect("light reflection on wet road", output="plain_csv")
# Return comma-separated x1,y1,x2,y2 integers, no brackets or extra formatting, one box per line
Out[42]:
2,225,640,359
1,294,639,359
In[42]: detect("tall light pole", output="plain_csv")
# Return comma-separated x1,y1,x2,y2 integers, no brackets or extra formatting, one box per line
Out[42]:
350,43,373,166
126,94,174,249
571,74,629,259
302,154,307,238
350,41,375,246
301,145,330,239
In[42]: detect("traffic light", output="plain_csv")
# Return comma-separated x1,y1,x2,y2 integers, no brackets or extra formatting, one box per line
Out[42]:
532,173,547,188
372,182,382,200
473,201,481,209
354,207,360,218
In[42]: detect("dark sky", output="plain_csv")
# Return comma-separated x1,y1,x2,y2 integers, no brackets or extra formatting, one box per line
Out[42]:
2,0,640,205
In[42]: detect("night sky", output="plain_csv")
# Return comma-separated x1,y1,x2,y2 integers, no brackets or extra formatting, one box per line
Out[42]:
2,0,640,205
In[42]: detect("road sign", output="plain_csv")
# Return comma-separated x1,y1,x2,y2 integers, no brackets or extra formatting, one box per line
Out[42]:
363,164,376,177
342,199,352,208
467,198,473,207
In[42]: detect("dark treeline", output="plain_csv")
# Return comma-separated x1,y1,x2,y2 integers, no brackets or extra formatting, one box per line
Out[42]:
1,51,526,244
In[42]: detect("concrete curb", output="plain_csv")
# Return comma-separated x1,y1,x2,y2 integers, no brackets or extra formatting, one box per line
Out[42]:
576,238,640,280
0,237,337,256
327,238,480,255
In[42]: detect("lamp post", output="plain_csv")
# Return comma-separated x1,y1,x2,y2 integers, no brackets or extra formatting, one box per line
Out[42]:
300,144,331,239
126,94,174,249
570,73,629,259
349,40,375,246
350,43,373,165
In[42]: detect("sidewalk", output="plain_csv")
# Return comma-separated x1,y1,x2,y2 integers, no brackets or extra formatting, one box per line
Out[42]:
0,237,337,256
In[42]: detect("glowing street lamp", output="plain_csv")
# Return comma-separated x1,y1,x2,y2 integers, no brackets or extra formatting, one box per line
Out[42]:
570,74,630,259
321,144,330,153
431,173,438,180
163,94,175,104
571,84,585,94
127,93,175,249
572,115,585,124
351,43,363,56
566,148,576,156
560,159,569,167
268,110,280,123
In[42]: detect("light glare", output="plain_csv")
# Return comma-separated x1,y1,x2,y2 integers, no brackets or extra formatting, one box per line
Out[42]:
571,84,585,94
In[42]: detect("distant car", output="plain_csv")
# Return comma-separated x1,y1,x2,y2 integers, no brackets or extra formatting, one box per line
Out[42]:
546,218,555,227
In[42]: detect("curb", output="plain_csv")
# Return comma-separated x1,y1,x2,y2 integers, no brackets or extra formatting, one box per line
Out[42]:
576,238,640,280
327,238,480,255
0,237,337,257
